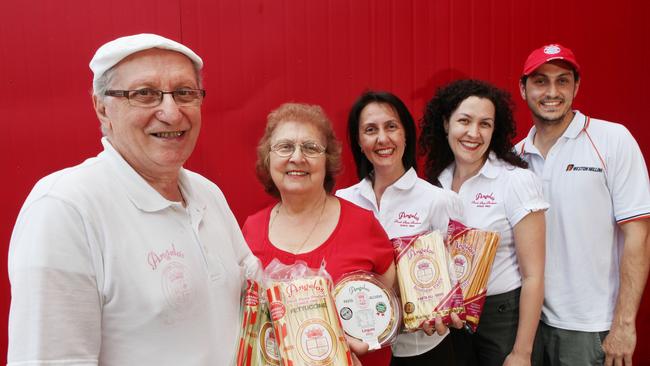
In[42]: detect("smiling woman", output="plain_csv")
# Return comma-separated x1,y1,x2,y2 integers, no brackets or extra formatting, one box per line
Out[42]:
336,91,465,366
243,102,397,366
420,80,548,366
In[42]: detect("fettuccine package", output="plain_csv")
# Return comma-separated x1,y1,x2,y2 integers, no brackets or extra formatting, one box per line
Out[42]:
264,260,352,366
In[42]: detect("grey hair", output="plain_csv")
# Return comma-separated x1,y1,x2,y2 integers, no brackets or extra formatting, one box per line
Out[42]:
92,57,204,97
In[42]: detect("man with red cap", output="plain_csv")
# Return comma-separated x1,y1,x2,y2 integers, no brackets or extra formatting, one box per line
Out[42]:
516,44,650,365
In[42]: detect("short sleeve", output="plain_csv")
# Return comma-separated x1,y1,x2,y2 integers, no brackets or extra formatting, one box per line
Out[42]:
607,126,650,223
504,168,550,226
8,196,101,365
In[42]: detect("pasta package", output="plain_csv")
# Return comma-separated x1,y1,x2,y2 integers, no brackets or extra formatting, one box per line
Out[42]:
392,231,465,331
446,219,500,332
264,260,352,366
332,271,401,350
236,280,281,366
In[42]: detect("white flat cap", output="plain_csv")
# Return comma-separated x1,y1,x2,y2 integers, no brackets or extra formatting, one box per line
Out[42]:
89,33,203,84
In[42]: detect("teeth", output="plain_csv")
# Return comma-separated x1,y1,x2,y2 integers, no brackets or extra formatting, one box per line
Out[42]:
154,131,183,138
376,148,394,155
461,141,479,148
287,171,308,176
542,101,561,106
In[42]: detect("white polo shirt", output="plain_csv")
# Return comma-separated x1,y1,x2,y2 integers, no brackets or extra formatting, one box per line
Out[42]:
8,138,259,366
438,153,549,296
336,167,464,357
515,111,650,332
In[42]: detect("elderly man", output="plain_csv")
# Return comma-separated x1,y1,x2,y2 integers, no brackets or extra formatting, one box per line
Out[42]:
7,34,258,365
516,44,650,366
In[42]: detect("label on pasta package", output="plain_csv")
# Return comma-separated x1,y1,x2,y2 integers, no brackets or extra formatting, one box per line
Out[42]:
267,276,352,366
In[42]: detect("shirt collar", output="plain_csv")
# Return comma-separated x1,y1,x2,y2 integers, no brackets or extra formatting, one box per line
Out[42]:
100,137,188,212
563,110,586,139
358,167,418,202
520,110,585,155
439,151,500,188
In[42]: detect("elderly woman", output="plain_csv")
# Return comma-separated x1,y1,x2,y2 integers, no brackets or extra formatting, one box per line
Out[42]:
242,102,396,365
420,79,547,366
336,91,463,366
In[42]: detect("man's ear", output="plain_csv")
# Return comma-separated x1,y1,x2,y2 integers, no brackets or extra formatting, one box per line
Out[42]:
519,80,526,100
93,95,111,132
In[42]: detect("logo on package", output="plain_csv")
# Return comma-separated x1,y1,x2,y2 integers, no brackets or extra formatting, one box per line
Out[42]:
565,164,603,173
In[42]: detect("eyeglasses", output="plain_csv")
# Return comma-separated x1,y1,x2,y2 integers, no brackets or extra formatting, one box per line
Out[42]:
104,88,206,107
270,141,326,158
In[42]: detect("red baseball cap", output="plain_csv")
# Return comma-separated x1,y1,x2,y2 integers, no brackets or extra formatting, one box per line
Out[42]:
522,43,580,76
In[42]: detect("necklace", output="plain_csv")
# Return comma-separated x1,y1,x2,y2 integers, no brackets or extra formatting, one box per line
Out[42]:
270,194,328,255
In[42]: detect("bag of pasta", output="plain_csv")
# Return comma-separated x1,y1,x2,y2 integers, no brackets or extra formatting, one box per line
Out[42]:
235,278,282,366
392,231,465,331
264,259,352,366
446,219,500,332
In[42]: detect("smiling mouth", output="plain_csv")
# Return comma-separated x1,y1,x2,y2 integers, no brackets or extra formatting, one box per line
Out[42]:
287,171,308,176
540,100,563,108
460,141,481,150
375,148,395,156
152,131,185,138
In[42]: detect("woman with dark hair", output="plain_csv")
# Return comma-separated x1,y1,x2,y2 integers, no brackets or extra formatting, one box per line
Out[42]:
336,91,464,366
243,102,396,365
420,79,547,366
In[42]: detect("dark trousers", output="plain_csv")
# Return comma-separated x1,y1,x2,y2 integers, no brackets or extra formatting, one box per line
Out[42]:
390,333,456,366
534,321,608,366
452,287,527,366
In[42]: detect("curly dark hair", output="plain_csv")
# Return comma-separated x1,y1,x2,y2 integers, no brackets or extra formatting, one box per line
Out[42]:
419,79,527,186
347,91,417,180
255,103,342,198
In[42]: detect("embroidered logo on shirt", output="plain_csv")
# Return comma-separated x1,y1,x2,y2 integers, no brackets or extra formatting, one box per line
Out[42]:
565,164,603,173
394,211,422,228
162,261,194,311
147,243,185,271
471,192,497,208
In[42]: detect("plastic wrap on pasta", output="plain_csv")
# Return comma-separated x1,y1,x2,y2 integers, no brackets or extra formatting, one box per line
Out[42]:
235,279,282,366
446,219,500,332
332,271,401,350
392,231,465,331
264,259,352,366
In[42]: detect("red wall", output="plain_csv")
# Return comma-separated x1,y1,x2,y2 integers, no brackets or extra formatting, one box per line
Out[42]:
1,0,648,363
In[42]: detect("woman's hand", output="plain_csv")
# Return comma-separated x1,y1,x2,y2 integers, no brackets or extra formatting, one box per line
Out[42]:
421,312,464,336
345,335,369,355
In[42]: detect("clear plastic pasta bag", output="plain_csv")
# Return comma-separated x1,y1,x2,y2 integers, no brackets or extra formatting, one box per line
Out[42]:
235,278,281,366
332,271,401,350
264,259,352,366
446,219,500,332
391,231,465,331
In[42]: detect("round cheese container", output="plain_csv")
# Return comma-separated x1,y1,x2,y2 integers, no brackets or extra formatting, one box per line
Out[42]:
333,271,401,349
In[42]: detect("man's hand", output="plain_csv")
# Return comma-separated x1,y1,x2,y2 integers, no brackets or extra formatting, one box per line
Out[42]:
602,323,636,366
503,350,531,366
